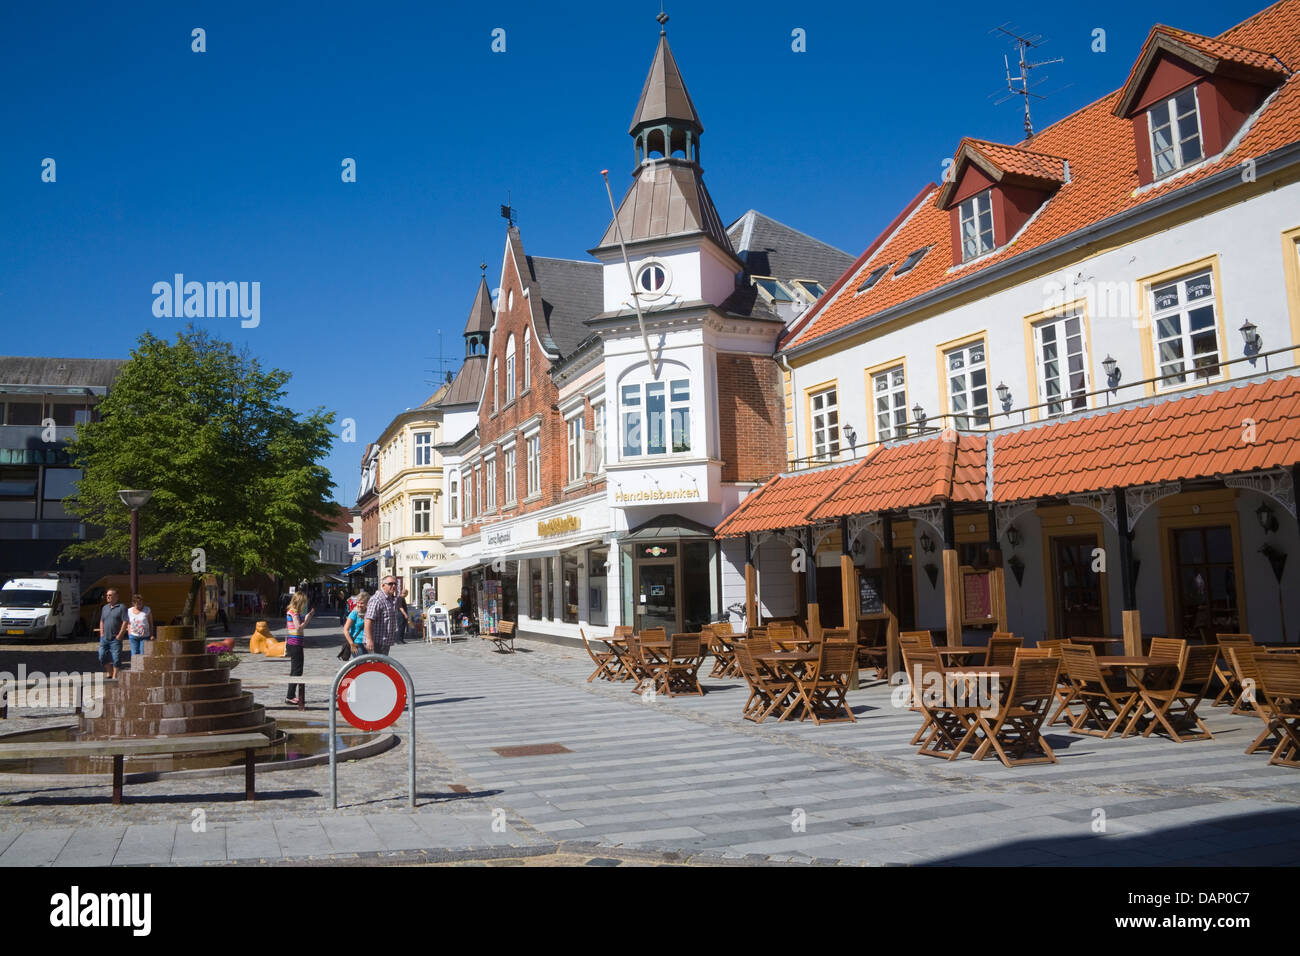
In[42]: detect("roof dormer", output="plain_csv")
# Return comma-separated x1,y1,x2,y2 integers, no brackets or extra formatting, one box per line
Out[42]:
1113,25,1290,186
937,139,1068,265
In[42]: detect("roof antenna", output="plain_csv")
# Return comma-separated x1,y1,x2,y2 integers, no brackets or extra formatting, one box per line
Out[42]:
990,25,1063,139
500,191,516,227
600,169,660,380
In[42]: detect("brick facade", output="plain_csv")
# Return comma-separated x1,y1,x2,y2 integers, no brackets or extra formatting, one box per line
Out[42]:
717,353,787,483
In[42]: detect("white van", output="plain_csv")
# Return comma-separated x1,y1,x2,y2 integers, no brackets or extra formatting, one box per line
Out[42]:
0,574,80,641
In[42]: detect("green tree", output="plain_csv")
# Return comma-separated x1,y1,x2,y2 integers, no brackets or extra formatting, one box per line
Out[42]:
63,328,338,621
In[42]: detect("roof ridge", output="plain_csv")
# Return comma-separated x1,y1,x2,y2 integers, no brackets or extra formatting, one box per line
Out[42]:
966,137,1070,160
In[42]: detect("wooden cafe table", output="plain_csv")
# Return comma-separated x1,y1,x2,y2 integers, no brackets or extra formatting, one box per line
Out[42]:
923,665,1015,757
1096,655,1178,736
754,650,818,720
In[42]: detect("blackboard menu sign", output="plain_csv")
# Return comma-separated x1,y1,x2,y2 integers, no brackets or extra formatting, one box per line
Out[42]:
963,569,994,622
858,570,884,617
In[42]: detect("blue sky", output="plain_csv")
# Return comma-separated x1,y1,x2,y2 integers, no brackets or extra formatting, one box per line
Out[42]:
0,0,1270,504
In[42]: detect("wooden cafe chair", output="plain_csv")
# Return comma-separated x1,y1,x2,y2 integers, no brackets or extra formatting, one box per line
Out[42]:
972,656,1061,766
1058,643,1141,738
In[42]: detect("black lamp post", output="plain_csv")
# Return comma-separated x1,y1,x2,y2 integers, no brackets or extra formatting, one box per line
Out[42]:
118,489,153,598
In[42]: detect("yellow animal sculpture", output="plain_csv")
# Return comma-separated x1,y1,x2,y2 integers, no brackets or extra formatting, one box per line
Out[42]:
250,621,286,658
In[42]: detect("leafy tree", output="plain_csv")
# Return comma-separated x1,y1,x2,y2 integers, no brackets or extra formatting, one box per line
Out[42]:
63,327,339,621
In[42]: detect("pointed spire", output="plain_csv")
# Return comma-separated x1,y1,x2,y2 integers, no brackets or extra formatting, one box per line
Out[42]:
628,30,702,136
463,271,494,359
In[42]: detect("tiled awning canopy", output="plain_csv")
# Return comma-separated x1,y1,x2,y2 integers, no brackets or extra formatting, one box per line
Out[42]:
716,375,1300,538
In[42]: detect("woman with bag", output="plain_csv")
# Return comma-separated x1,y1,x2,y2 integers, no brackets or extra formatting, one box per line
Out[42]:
285,591,315,706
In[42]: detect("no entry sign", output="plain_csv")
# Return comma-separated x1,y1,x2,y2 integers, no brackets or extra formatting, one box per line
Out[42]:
337,659,407,730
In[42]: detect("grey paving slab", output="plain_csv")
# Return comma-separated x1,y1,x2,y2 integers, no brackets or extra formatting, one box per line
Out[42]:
0,826,74,865
319,815,381,854
273,819,334,858
171,824,227,862
225,821,282,861
53,826,127,866
111,824,176,866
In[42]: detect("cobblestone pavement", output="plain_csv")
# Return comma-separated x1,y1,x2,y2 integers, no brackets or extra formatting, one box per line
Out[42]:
2,620,1299,865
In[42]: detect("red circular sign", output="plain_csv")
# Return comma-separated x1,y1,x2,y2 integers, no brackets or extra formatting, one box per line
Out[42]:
337,660,407,730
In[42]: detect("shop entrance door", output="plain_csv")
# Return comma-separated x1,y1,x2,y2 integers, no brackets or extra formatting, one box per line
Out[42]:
637,561,679,634
1053,535,1105,638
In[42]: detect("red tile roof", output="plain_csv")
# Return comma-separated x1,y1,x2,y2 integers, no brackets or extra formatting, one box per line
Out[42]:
808,432,987,521
992,375,1300,501
791,0,1300,350
714,461,858,537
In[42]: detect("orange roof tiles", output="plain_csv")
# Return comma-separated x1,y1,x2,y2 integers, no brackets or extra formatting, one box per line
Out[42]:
1157,25,1291,75
965,139,1069,182
809,432,987,522
714,461,857,537
792,0,1300,350
992,376,1300,501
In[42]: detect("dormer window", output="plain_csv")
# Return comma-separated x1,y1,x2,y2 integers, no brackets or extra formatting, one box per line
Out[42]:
857,264,892,293
1148,87,1202,177
958,191,995,261
752,276,793,303
793,279,826,301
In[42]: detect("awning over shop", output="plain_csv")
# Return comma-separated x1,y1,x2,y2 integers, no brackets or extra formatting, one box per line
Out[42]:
340,556,377,575
624,514,717,540
416,557,482,578
505,537,607,562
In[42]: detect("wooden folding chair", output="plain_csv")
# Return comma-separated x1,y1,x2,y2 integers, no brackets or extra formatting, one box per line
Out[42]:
1213,633,1255,707
1037,641,1079,726
973,657,1060,766
703,624,738,678
856,620,888,679
768,622,800,650
485,620,516,653
1137,644,1216,742
902,648,972,756
1225,646,1280,755
579,628,619,682
985,634,1022,666
1254,655,1300,768
788,642,857,725
733,640,795,723
900,630,936,649
1059,643,1141,738
663,633,705,697
1014,647,1052,660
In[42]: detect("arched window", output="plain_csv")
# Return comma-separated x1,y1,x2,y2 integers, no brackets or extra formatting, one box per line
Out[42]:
522,328,531,391
505,334,516,400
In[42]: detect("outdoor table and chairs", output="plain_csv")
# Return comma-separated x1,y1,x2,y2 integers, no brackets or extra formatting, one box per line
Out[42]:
734,639,797,723
1251,654,1300,768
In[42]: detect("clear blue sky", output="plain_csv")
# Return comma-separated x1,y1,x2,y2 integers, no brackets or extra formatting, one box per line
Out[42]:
0,0,1270,504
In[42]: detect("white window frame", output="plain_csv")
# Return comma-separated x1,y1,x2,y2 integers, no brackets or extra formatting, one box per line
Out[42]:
567,415,584,484
492,359,499,413
872,366,908,441
413,431,432,467
589,402,606,474
1033,312,1090,416
412,497,431,535
1150,268,1221,390
945,340,990,429
475,465,483,519
522,328,531,392
1148,86,1203,178
526,433,541,496
449,472,459,522
810,386,840,460
505,335,516,401
484,455,496,512
503,445,517,504
958,190,995,261
619,379,691,458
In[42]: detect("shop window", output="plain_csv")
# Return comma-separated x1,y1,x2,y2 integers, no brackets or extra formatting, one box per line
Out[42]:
588,547,607,627
563,552,579,624
530,560,543,620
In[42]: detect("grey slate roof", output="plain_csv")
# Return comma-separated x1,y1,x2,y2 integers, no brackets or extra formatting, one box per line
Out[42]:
464,277,494,334
525,255,603,357
629,33,703,134
436,355,486,407
0,356,126,389
594,160,738,264
726,210,854,288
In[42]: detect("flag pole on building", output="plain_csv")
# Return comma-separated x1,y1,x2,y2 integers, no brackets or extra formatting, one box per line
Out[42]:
601,170,659,380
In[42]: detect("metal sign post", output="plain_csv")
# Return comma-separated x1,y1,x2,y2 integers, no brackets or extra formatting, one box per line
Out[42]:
330,654,417,809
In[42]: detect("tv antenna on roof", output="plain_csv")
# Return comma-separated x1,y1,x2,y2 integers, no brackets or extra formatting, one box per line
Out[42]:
424,330,461,389
990,25,1063,139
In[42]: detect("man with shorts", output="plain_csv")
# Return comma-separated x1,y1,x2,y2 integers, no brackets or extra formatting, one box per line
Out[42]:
98,589,129,680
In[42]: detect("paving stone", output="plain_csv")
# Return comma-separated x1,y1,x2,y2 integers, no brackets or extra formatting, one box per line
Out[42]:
111,824,176,865
53,826,127,867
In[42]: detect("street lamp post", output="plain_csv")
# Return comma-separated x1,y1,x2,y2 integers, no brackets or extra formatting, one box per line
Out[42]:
118,489,153,598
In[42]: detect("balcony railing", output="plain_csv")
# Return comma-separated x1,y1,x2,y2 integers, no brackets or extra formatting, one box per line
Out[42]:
787,343,1300,472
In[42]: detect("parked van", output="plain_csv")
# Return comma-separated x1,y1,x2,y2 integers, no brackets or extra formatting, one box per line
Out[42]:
78,573,218,633
0,573,80,641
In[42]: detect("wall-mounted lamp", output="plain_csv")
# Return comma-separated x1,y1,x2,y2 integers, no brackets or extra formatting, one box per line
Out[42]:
919,531,935,554
912,403,927,429
1239,319,1262,356
1257,501,1279,534
995,382,1012,411
1006,524,1023,549
1102,354,1121,390
843,424,857,450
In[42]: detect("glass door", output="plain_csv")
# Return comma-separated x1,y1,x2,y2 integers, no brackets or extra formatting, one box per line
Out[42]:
637,561,678,634
1053,535,1105,638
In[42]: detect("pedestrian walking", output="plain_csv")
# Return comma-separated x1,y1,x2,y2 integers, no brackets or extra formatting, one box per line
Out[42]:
363,576,403,656
217,593,230,633
125,594,154,667
285,591,316,706
395,587,411,644
97,589,129,680
341,591,368,660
